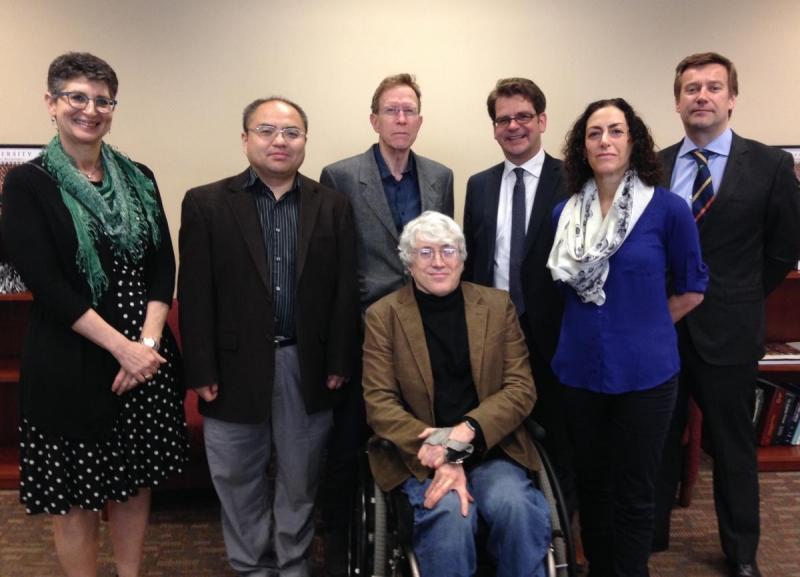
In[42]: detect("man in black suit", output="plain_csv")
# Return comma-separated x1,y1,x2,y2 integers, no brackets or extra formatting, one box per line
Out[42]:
654,52,800,577
462,77,573,513
178,97,358,577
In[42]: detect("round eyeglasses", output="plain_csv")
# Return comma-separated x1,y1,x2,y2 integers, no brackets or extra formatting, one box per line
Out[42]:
56,91,117,113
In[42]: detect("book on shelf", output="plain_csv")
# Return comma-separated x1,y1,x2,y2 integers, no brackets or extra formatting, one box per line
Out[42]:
779,392,800,445
756,379,787,446
761,341,800,363
774,387,799,445
793,407,800,445
753,385,766,427
755,379,800,446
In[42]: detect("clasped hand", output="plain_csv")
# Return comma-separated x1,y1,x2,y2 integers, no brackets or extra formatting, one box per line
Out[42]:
423,463,473,515
417,425,477,514
111,339,166,395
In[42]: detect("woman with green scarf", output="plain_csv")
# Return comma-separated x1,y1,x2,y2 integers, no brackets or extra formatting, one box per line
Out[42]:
1,52,187,577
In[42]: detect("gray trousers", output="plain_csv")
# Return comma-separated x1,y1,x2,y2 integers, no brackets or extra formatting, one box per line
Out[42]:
204,346,333,577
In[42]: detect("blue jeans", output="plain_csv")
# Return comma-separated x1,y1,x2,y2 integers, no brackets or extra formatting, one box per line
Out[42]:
401,458,550,577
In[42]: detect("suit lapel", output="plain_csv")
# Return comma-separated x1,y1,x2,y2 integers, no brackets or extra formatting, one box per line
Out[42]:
483,164,504,266
417,153,439,212
525,154,560,254
712,132,747,212
394,285,435,401
225,170,271,293
463,284,488,396
662,133,747,232
358,149,398,241
296,175,321,281
660,143,680,188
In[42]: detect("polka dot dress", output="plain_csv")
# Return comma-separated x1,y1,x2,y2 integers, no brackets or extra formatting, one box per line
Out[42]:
18,258,189,515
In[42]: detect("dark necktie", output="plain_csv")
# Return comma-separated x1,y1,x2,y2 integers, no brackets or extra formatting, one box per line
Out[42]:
691,149,715,224
509,167,526,315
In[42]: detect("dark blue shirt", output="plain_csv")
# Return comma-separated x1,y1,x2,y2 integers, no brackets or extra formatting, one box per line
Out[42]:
551,187,708,394
372,143,421,232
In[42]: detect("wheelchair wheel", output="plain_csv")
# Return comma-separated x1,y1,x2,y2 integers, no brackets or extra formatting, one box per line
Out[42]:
349,449,388,576
532,437,578,577
351,447,422,577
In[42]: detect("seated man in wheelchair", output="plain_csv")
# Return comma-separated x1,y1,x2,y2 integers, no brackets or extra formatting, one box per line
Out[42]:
362,210,551,577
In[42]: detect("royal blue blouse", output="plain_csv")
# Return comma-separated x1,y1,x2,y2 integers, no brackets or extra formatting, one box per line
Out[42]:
551,187,708,394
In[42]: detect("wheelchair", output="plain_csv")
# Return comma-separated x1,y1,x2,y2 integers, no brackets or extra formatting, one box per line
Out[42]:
347,420,577,577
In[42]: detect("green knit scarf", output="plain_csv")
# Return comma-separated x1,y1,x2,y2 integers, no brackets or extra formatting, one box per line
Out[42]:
41,136,162,305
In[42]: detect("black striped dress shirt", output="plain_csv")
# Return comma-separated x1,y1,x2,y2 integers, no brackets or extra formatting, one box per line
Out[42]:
248,168,299,339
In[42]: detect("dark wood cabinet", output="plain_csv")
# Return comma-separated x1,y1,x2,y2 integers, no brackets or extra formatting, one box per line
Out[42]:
0,292,30,488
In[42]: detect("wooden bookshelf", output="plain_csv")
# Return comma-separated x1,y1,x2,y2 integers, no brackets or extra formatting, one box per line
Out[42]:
757,445,800,472
759,272,800,471
0,446,19,489
0,292,30,488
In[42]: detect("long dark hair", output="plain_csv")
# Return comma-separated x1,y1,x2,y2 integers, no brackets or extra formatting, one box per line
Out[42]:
562,98,662,195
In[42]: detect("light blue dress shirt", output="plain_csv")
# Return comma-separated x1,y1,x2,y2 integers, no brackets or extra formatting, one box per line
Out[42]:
669,128,733,208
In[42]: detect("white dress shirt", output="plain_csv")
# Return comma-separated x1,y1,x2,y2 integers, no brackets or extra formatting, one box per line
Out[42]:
493,148,545,291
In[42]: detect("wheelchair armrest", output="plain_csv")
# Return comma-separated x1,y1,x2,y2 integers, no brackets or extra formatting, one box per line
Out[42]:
523,416,547,442
367,435,397,452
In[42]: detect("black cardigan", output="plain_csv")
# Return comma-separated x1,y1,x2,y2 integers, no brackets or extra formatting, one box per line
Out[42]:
1,157,177,438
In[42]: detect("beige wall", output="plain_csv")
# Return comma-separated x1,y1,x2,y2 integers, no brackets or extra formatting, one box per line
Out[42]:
2,0,798,235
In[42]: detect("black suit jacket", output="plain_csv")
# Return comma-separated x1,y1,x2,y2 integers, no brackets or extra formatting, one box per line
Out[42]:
661,132,800,365
462,153,566,363
178,170,358,422
1,158,176,438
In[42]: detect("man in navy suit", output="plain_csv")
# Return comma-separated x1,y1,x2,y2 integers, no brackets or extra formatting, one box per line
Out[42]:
462,77,573,515
654,52,800,577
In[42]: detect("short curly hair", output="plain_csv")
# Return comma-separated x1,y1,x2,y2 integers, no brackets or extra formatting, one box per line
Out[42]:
562,98,662,196
47,52,118,98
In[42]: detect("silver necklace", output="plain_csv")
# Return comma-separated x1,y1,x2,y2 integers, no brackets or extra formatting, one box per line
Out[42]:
79,162,101,181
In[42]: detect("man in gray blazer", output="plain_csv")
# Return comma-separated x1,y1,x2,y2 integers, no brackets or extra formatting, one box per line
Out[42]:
321,73,454,309
319,73,453,576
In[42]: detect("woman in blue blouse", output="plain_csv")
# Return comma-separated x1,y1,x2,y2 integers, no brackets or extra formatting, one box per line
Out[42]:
547,98,708,577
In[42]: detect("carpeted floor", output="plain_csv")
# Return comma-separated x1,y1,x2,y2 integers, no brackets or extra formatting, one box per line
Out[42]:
1,455,798,577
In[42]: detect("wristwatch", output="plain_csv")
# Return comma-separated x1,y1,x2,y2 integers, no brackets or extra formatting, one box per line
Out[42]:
444,438,474,464
139,336,161,352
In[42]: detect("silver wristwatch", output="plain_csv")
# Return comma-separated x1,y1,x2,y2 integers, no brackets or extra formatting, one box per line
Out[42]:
139,336,161,352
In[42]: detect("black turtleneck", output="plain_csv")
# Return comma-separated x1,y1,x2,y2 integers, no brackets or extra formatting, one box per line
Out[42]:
414,283,479,427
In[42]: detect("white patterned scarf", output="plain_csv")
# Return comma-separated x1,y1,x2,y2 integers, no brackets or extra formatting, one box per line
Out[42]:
547,171,654,305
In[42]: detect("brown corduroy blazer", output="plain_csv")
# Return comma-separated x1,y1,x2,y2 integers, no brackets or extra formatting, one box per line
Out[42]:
363,281,540,492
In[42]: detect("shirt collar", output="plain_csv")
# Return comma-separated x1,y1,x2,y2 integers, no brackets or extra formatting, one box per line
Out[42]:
372,142,416,181
678,127,733,159
246,166,300,197
503,148,545,179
